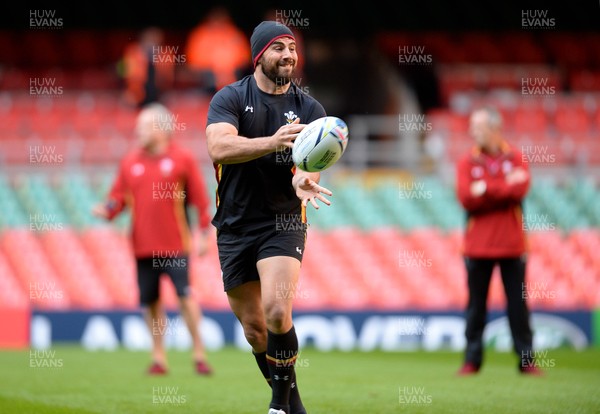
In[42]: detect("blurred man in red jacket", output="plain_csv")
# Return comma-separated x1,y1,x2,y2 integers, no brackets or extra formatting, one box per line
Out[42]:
93,103,213,376
456,106,542,376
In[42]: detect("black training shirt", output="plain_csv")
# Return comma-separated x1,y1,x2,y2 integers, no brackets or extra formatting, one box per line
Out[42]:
206,75,326,233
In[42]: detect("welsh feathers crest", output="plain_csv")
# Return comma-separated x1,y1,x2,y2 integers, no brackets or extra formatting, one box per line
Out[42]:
284,111,298,124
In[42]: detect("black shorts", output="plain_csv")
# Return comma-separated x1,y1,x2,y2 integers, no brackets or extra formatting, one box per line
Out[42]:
136,255,191,305
217,226,307,292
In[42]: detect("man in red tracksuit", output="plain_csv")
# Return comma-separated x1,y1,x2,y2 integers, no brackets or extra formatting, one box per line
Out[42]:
93,103,213,375
455,106,542,376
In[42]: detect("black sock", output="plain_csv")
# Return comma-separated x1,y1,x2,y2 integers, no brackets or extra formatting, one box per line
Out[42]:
266,326,299,412
253,350,272,386
253,350,305,414
288,369,305,414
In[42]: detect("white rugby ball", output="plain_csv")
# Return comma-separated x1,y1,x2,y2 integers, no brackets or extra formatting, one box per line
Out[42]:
292,116,349,172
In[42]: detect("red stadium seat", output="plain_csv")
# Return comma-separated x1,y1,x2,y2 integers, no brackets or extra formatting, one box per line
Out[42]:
512,108,548,134
39,229,114,309
553,108,591,134
500,32,547,64
458,32,507,64
20,31,64,68
0,228,72,310
62,30,105,69
0,251,29,309
570,70,600,92
540,32,591,70
427,109,469,135
80,227,138,309
77,69,120,90
418,32,468,64
0,68,29,90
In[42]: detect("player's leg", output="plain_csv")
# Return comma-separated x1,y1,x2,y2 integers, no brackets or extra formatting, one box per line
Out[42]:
227,281,268,352
137,258,168,373
258,256,298,333
462,257,495,371
226,281,273,387
217,229,272,387
166,254,212,374
258,255,302,414
144,300,168,370
498,256,536,372
228,280,307,414
218,226,306,413
179,295,212,372
257,227,307,414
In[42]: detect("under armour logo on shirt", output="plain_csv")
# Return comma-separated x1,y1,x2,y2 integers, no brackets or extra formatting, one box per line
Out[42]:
245,106,254,112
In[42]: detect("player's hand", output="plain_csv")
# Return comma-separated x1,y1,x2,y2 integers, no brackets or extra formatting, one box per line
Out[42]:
197,231,210,257
271,118,306,151
470,180,487,197
92,203,110,219
505,167,528,185
294,176,333,209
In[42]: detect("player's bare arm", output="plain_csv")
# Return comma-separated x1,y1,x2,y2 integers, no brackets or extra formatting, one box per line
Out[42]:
292,170,333,209
207,119,305,164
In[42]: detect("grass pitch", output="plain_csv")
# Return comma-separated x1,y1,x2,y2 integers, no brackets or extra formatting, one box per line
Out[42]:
0,346,598,413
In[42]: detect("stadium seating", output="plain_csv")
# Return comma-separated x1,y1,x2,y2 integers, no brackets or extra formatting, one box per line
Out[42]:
38,228,114,309
0,250,29,309
80,227,138,309
0,169,597,312
0,28,598,314
1,228,72,309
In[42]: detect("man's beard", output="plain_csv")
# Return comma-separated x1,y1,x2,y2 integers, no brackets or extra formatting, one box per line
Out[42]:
260,58,295,88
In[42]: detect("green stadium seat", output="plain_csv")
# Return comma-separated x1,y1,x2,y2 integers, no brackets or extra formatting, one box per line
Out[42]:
0,178,29,228
12,173,69,228
55,173,106,228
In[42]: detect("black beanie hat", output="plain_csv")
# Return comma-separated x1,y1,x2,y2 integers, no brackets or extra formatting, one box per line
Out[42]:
251,21,295,68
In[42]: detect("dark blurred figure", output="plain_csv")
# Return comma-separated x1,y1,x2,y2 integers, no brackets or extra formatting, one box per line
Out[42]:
119,27,175,108
184,7,250,95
